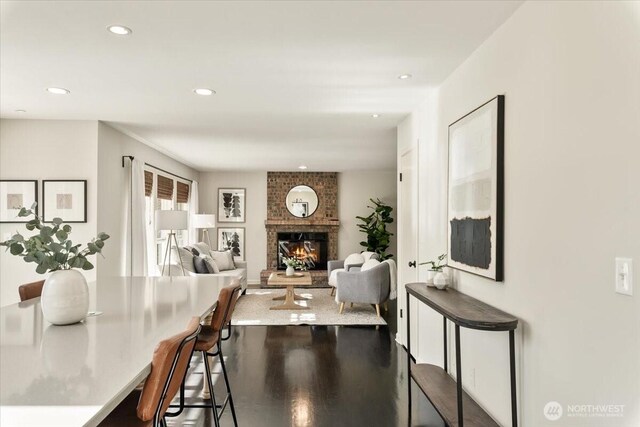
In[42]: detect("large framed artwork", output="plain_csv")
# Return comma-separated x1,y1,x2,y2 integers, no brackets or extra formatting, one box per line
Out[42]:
447,95,504,281
0,180,38,223
218,227,245,261
42,180,87,223
217,188,245,223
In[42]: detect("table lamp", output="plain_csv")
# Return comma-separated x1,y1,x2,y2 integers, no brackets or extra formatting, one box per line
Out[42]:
155,210,188,276
192,213,216,248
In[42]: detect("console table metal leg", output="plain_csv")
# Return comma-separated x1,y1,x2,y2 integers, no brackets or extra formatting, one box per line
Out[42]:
443,317,448,372
406,292,412,426
509,330,518,427
455,324,464,427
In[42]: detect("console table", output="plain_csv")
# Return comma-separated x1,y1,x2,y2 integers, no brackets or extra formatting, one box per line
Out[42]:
405,283,519,427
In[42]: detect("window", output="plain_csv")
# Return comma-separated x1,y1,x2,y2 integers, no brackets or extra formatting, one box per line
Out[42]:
144,168,191,275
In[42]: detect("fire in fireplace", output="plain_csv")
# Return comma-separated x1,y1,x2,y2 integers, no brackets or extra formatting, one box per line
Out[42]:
277,232,328,270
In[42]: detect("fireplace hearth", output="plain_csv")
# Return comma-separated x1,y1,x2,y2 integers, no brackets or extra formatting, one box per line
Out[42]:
277,232,328,270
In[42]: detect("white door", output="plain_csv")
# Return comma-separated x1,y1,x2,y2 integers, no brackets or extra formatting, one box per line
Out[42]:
397,146,419,351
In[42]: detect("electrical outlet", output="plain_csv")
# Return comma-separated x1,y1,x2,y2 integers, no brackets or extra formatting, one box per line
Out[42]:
615,258,633,296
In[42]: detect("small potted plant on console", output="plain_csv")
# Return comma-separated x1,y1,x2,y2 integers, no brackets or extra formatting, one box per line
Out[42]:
419,253,449,289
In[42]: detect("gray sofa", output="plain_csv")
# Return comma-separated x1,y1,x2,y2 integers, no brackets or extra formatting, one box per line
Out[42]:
334,262,390,317
168,242,248,292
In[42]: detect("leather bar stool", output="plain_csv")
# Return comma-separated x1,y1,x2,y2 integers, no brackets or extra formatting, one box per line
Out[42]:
173,282,242,427
99,317,201,427
18,280,45,302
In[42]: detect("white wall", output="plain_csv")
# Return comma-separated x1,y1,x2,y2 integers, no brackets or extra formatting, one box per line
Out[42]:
96,122,200,277
0,119,98,306
198,171,268,284
338,170,397,260
400,1,640,426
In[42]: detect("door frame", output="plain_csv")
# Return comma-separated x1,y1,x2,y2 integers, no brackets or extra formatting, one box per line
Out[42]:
396,143,419,347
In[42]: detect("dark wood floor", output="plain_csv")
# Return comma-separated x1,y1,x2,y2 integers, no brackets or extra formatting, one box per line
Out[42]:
168,321,445,427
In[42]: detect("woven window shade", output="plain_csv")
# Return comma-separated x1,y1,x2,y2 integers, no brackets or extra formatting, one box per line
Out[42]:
144,171,153,197
157,175,174,200
176,181,190,204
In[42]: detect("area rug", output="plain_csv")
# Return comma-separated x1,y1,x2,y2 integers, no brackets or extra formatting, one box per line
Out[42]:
231,289,386,326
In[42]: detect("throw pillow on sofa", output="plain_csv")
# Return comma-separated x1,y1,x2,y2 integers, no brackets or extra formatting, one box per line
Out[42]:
211,250,235,271
201,254,220,273
192,242,212,257
193,256,210,274
172,247,196,272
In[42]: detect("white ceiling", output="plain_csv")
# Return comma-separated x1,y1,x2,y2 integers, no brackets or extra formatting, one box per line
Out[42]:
0,1,522,172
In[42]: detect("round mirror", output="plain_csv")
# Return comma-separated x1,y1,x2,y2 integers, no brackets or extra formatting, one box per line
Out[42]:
286,185,318,218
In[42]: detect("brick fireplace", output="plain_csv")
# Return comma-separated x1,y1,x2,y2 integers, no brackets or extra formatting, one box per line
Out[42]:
261,172,339,286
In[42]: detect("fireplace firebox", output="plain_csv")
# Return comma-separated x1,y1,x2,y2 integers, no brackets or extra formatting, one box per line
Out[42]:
277,232,328,270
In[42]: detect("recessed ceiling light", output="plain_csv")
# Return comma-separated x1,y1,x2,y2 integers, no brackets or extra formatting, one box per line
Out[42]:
398,74,412,80
107,25,132,35
372,114,380,118
15,109,26,113
298,165,308,170
194,88,215,96
46,87,70,95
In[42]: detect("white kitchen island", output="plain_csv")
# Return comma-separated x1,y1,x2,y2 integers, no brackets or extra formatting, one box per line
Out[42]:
0,275,233,427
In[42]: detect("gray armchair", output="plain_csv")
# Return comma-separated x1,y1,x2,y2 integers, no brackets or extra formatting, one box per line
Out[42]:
328,253,380,296
335,262,390,317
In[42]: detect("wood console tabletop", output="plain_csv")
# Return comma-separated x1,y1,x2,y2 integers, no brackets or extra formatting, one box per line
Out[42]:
405,283,518,331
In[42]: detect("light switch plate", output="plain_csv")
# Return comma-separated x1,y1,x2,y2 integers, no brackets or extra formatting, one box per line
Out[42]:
615,258,633,296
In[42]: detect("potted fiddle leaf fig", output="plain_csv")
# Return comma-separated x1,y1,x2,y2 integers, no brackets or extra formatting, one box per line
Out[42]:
356,198,394,260
0,203,110,325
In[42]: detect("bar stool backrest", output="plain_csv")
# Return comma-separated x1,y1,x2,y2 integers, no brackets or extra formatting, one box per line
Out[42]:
18,280,45,302
137,317,201,422
223,281,242,328
210,282,242,333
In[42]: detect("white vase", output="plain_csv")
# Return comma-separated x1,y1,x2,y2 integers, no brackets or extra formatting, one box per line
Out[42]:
433,271,449,290
426,270,437,287
41,270,89,325
286,266,295,276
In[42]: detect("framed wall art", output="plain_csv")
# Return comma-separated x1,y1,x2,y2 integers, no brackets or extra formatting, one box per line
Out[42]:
447,95,504,281
42,180,87,223
218,227,245,261
0,180,38,223
218,188,245,223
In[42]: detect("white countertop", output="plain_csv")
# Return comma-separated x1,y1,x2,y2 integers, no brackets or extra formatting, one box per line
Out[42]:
0,275,232,427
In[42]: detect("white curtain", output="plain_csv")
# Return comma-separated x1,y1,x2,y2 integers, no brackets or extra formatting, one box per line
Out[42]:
188,180,199,244
124,158,148,276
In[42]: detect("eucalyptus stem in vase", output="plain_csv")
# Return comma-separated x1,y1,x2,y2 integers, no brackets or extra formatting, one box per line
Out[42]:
1,203,110,325
282,256,307,276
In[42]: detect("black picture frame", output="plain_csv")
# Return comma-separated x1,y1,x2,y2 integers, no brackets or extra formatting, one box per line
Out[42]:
447,95,504,281
0,180,38,223
42,180,88,223
217,227,245,261
217,188,246,223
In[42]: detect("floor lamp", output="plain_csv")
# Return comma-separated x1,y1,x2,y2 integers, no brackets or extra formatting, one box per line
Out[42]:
156,210,188,276
192,213,216,248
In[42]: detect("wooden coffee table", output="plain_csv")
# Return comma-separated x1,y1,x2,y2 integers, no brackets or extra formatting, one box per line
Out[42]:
267,271,312,310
